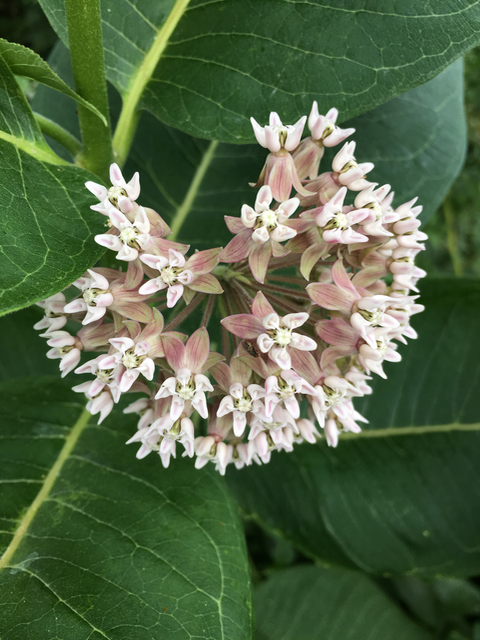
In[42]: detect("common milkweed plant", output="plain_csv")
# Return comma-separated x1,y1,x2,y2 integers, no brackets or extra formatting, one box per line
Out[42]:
0,1,479,639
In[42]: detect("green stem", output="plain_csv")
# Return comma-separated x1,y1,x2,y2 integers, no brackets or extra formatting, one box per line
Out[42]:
34,113,81,158
64,0,112,180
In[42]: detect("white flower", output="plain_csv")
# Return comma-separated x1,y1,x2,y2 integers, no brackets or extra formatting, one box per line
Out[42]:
86,163,140,215
139,249,193,307
45,331,81,377
217,382,266,437
63,270,114,325
98,337,154,392
256,312,317,369
34,293,67,336
156,367,213,421
240,186,298,244
95,207,151,262
250,112,306,153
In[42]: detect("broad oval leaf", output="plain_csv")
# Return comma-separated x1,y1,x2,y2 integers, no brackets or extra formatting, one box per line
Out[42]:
255,566,431,640
0,377,253,639
227,278,480,579
0,54,105,316
37,0,480,144
0,38,107,125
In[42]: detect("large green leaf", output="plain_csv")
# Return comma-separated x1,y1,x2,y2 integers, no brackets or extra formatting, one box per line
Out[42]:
32,43,465,265
0,54,105,316
255,566,431,640
227,278,480,579
0,38,107,125
0,377,253,639
37,0,480,144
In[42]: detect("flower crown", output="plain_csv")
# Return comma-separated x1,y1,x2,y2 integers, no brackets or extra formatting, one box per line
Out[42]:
35,103,427,474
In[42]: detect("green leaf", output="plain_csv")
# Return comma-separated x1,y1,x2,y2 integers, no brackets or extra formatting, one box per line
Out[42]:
0,38,107,127
0,307,59,381
37,0,480,146
227,278,480,579
0,377,253,639
0,54,105,316
255,566,431,640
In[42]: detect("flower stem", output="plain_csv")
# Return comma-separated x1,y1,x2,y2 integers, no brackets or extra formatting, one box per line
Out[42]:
34,113,81,158
64,0,112,181
260,281,311,300
200,295,215,328
164,293,206,331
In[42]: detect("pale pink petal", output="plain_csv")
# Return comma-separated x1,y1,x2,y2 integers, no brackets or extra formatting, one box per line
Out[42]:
307,283,354,312
162,334,186,371
221,314,265,339
85,181,107,200
249,241,271,283
186,327,210,373
219,230,252,262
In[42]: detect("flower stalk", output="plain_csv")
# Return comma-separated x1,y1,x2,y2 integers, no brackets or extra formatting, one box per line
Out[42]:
64,0,112,180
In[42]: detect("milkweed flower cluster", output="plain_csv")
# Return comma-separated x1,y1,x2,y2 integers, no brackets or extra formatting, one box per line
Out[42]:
34,101,427,474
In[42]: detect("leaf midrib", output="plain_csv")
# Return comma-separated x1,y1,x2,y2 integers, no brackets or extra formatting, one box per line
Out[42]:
112,0,193,165
0,406,90,570
0,130,67,165
342,422,480,440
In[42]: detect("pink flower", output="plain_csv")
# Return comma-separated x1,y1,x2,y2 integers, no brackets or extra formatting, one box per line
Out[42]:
250,112,313,201
156,328,217,421
34,293,68,336
46,331,82,377
220,186,298,283
86,163,140,216
222,291,316,370
95,206,151,261
140,247,222,307
264,369,317,419
293,103,355,179
314,187,370,244
63,270,114,324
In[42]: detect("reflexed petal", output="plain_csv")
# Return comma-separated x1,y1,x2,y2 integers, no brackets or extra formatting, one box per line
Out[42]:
221,314,265,339
252,291,275,318
186,327,210,373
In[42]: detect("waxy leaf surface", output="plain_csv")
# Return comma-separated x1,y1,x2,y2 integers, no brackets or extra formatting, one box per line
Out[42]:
0,54,104,316
228,278,480,578
37,0,480,143
255,566,431,640
0,377,253,639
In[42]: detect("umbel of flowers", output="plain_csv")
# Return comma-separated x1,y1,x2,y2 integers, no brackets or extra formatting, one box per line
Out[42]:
35,102,427,474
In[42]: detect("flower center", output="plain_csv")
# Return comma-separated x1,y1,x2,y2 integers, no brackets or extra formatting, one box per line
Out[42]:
161,266,180,285
122,348,144,369
323,385,342,407
234,391,253,413
83,287,106,307
270,125,289,147
119,226,139,247
258,208,278,232
59,345,74,356
176,379,196,400
359,307,383,326
97,368,114,384
339,160,358,174
269,326,292,347
108,185,128,207
277,378,295,399
322,122,335,140
324,212,348,231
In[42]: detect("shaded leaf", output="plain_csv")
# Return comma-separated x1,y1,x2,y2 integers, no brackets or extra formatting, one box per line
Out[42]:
227,278,480,578
0,38,107,125
37,0,480,143
255,565,431,640
0,54,105,316
0,376,253,639
0,306,59,381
